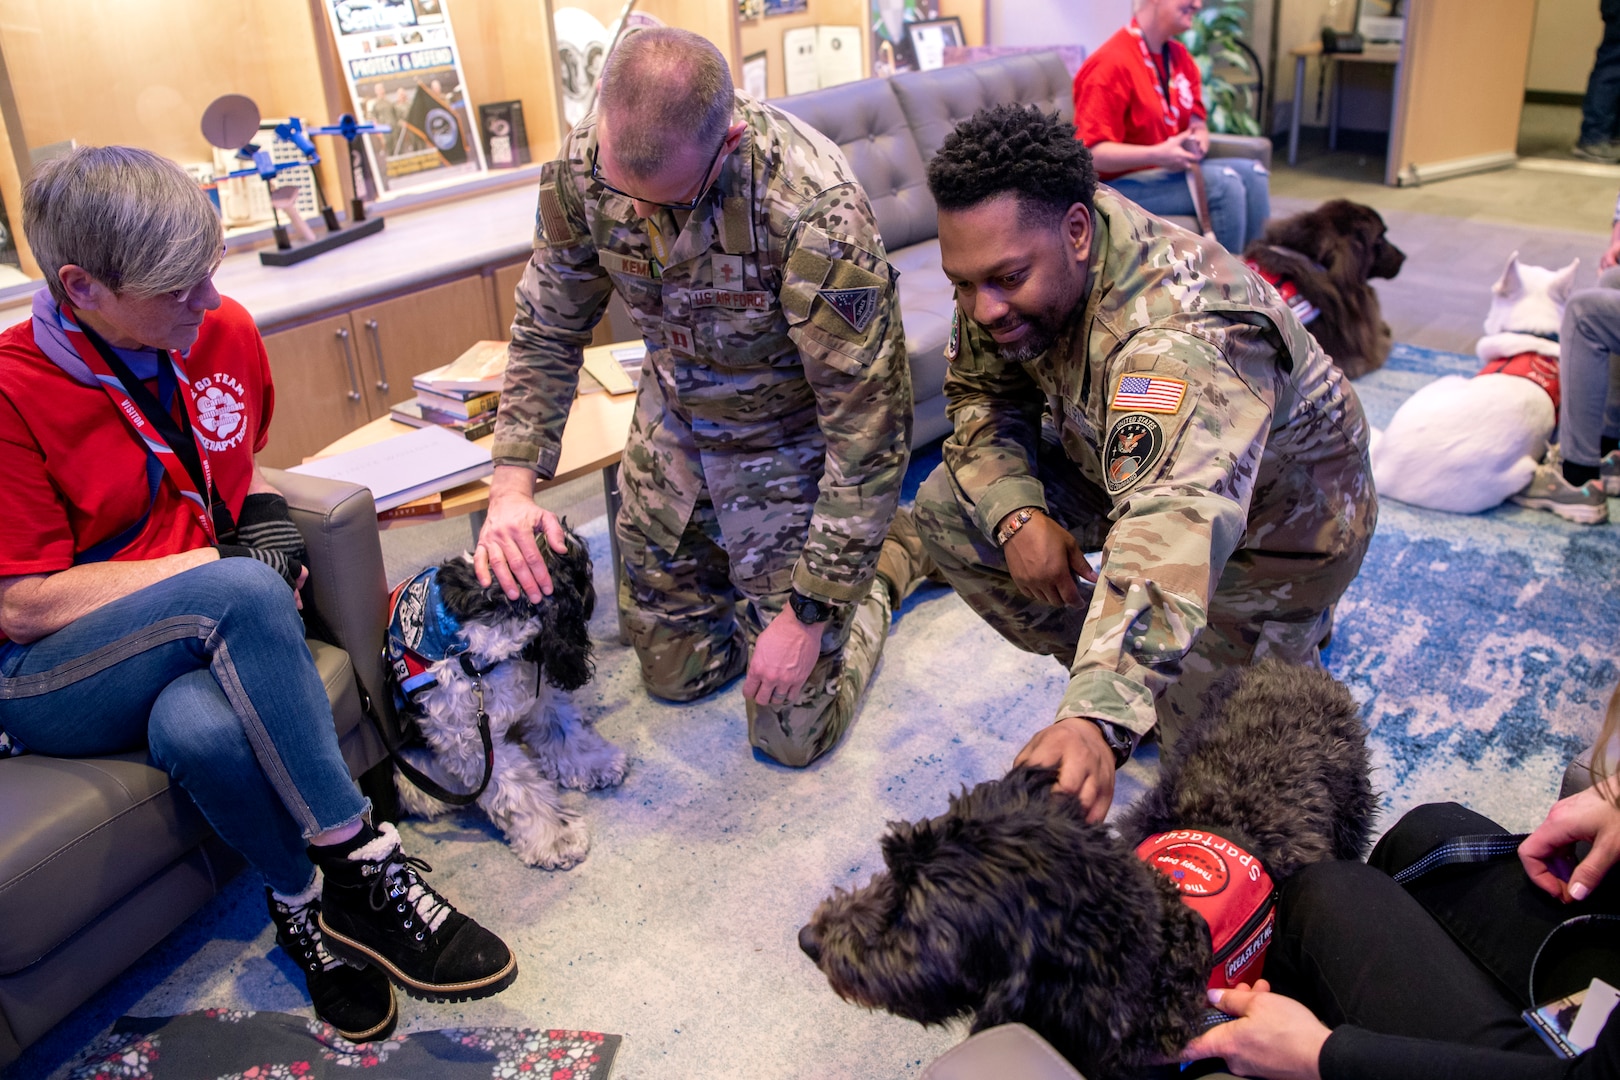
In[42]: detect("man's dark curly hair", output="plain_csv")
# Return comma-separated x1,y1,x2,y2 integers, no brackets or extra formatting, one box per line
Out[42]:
926,105,1098,227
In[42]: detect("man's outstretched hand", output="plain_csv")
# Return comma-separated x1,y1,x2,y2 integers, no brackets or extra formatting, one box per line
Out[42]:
1013,716,1117,823
475,465,569,602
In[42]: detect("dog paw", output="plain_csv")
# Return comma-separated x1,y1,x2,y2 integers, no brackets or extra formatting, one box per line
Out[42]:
560,750,629,791
513,817,591,870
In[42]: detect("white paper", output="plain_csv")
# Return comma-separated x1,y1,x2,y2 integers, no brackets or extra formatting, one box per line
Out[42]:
1569,978,1619,1053
289,425,492,510
816,26,863,87
911,24,954,72
783,28,820,96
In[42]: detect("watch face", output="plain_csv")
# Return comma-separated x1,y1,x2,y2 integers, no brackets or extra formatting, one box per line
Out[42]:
790,592,830,623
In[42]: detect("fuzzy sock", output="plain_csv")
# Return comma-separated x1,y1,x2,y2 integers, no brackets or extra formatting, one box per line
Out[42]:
1564,461,1602,487
308,821,380,859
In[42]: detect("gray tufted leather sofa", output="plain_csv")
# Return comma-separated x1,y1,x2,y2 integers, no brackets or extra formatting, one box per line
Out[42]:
777,51,1273,447
0,470,395,1067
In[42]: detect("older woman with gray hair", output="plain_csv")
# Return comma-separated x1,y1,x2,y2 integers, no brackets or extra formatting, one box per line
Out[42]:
0,146,516,1042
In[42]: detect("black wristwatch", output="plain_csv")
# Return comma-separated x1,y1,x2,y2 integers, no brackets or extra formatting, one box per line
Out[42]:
788,589,836,625
1083,717,1139,769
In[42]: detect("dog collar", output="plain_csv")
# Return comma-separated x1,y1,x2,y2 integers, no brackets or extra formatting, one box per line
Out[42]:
1136,828,1277,990
1243,259,1320,327
1519,329,1560,344
385,567,470,703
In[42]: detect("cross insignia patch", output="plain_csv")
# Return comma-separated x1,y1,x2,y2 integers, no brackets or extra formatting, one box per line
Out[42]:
818,286,880,334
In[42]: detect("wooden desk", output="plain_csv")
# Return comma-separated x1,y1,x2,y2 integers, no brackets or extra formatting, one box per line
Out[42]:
1287,42,1404,167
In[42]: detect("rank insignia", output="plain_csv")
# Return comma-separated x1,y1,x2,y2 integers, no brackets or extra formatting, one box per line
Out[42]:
1104,413,1166,495
945,306,961,361
818,286,880,334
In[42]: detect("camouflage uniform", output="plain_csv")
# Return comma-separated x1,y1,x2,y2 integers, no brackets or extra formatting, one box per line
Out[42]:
494,90,913,767
913,189,1376,744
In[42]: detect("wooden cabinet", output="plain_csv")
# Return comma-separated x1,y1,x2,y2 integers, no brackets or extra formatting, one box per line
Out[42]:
258,313,377,468
257,273,498,467
351,276,497,410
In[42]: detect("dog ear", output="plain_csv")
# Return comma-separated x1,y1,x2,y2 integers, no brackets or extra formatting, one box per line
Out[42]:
1493,252,1523,298
881,819,939,887
533,523,597,691
1550,258,1581,306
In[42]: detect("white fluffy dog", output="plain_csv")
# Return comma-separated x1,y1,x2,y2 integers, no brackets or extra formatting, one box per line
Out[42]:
384,528,627,869
1371,252,1578,513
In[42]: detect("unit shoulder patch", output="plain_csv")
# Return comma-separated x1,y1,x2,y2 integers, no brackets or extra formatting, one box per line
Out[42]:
818,286,880,334
1110,373,1188,414
1104,413,1167,494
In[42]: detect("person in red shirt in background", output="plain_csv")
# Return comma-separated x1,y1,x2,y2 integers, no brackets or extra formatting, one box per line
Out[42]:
1073,0,1270,254
0,147,516,1043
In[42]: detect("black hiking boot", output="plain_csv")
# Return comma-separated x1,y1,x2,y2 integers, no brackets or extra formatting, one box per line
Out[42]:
266,882,398,1042
309,823,517,1003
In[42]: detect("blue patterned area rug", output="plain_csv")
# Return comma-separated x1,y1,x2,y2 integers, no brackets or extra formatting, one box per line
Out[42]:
1327,343,1615,832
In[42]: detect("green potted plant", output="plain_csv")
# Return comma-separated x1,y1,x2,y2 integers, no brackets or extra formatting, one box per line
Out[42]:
1182,1,1263,136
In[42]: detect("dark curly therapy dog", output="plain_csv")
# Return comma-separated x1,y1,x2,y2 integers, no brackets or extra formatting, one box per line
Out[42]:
798,661,1376,1077
1243,199,1405,379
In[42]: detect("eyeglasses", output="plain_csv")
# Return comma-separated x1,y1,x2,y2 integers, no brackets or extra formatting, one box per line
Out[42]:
589,138,727,212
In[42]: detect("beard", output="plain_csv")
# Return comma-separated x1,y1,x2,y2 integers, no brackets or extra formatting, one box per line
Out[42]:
986,313,1064,362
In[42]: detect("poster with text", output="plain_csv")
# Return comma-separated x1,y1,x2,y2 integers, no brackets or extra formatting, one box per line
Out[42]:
325,0,486,195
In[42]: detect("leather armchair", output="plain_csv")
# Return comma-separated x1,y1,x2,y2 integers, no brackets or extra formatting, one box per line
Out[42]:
0,472,391,1067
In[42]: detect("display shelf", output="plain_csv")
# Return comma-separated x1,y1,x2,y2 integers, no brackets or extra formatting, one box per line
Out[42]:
737,0,869,100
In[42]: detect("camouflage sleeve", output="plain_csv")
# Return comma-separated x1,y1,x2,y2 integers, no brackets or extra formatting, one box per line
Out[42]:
492,141,614,477
1056,323,1281,737
939,316,1049,540
780,187,913,604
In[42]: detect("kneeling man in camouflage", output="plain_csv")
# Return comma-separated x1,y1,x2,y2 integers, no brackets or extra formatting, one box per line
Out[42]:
914,105,1377,821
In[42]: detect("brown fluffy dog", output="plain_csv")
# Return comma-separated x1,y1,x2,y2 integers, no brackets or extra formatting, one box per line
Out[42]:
1243,199,1405,379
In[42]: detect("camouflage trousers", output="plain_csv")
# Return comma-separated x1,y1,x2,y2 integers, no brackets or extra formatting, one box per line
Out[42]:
913,438,1373,745
616,494,903,767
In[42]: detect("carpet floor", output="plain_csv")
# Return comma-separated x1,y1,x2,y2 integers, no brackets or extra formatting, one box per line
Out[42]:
16,345,1617,1080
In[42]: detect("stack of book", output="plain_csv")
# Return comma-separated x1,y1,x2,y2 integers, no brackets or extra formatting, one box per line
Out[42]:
391,340,508,440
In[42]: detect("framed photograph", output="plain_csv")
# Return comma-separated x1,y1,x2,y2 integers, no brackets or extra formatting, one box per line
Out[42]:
906,15,963,72
742,50,768,99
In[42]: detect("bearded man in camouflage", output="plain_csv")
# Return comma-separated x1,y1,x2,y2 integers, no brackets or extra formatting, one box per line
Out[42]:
477,27,929,767
914,105,1376,820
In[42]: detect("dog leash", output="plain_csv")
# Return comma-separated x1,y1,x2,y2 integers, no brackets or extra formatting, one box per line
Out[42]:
383,652,499,807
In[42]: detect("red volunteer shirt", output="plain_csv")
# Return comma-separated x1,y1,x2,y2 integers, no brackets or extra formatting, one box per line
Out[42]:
1073,23,1207,181
0,296,273,578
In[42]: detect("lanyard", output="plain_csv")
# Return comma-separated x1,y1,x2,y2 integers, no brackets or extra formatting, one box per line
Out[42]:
1129,16,1181,129
61,304,230,545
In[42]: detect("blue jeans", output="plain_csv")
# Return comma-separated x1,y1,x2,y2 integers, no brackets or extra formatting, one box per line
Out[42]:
1109,157,1271,254
0,558,368,894
1580,0,1620,144
1559,266,1620,467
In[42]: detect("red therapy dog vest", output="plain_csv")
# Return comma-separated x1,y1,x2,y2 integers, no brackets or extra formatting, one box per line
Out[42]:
1243,260,1320,327
1135,829,1277,990
1477,351,1560,423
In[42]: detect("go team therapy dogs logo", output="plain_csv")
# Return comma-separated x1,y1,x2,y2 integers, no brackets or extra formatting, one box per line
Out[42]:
191,372,248,452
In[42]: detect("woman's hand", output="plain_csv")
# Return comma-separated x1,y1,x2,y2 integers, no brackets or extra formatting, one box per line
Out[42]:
1520,783,1620,902
1155,134,1205,172
1181,981,1329,1080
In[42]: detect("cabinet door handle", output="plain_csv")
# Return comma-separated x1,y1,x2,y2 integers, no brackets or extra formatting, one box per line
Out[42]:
365,318,390,392
335,327,362,402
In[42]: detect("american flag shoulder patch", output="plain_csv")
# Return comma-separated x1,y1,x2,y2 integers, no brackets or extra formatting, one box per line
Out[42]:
1111,374,1188,414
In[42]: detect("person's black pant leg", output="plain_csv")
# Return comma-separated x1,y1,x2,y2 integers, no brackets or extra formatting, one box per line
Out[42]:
1266,860,1548,1054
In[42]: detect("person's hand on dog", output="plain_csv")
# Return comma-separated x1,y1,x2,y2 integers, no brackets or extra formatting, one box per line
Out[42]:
1181,980,1328,1080
1154,133,1205,172
744,607,823,708
477,466,569,602
1013,716,1115,823
1001,510,1097,608
1520,783,1620,903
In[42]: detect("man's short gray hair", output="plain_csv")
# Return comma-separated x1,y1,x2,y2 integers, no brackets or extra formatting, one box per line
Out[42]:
25,145,224,305
598,27,734,178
